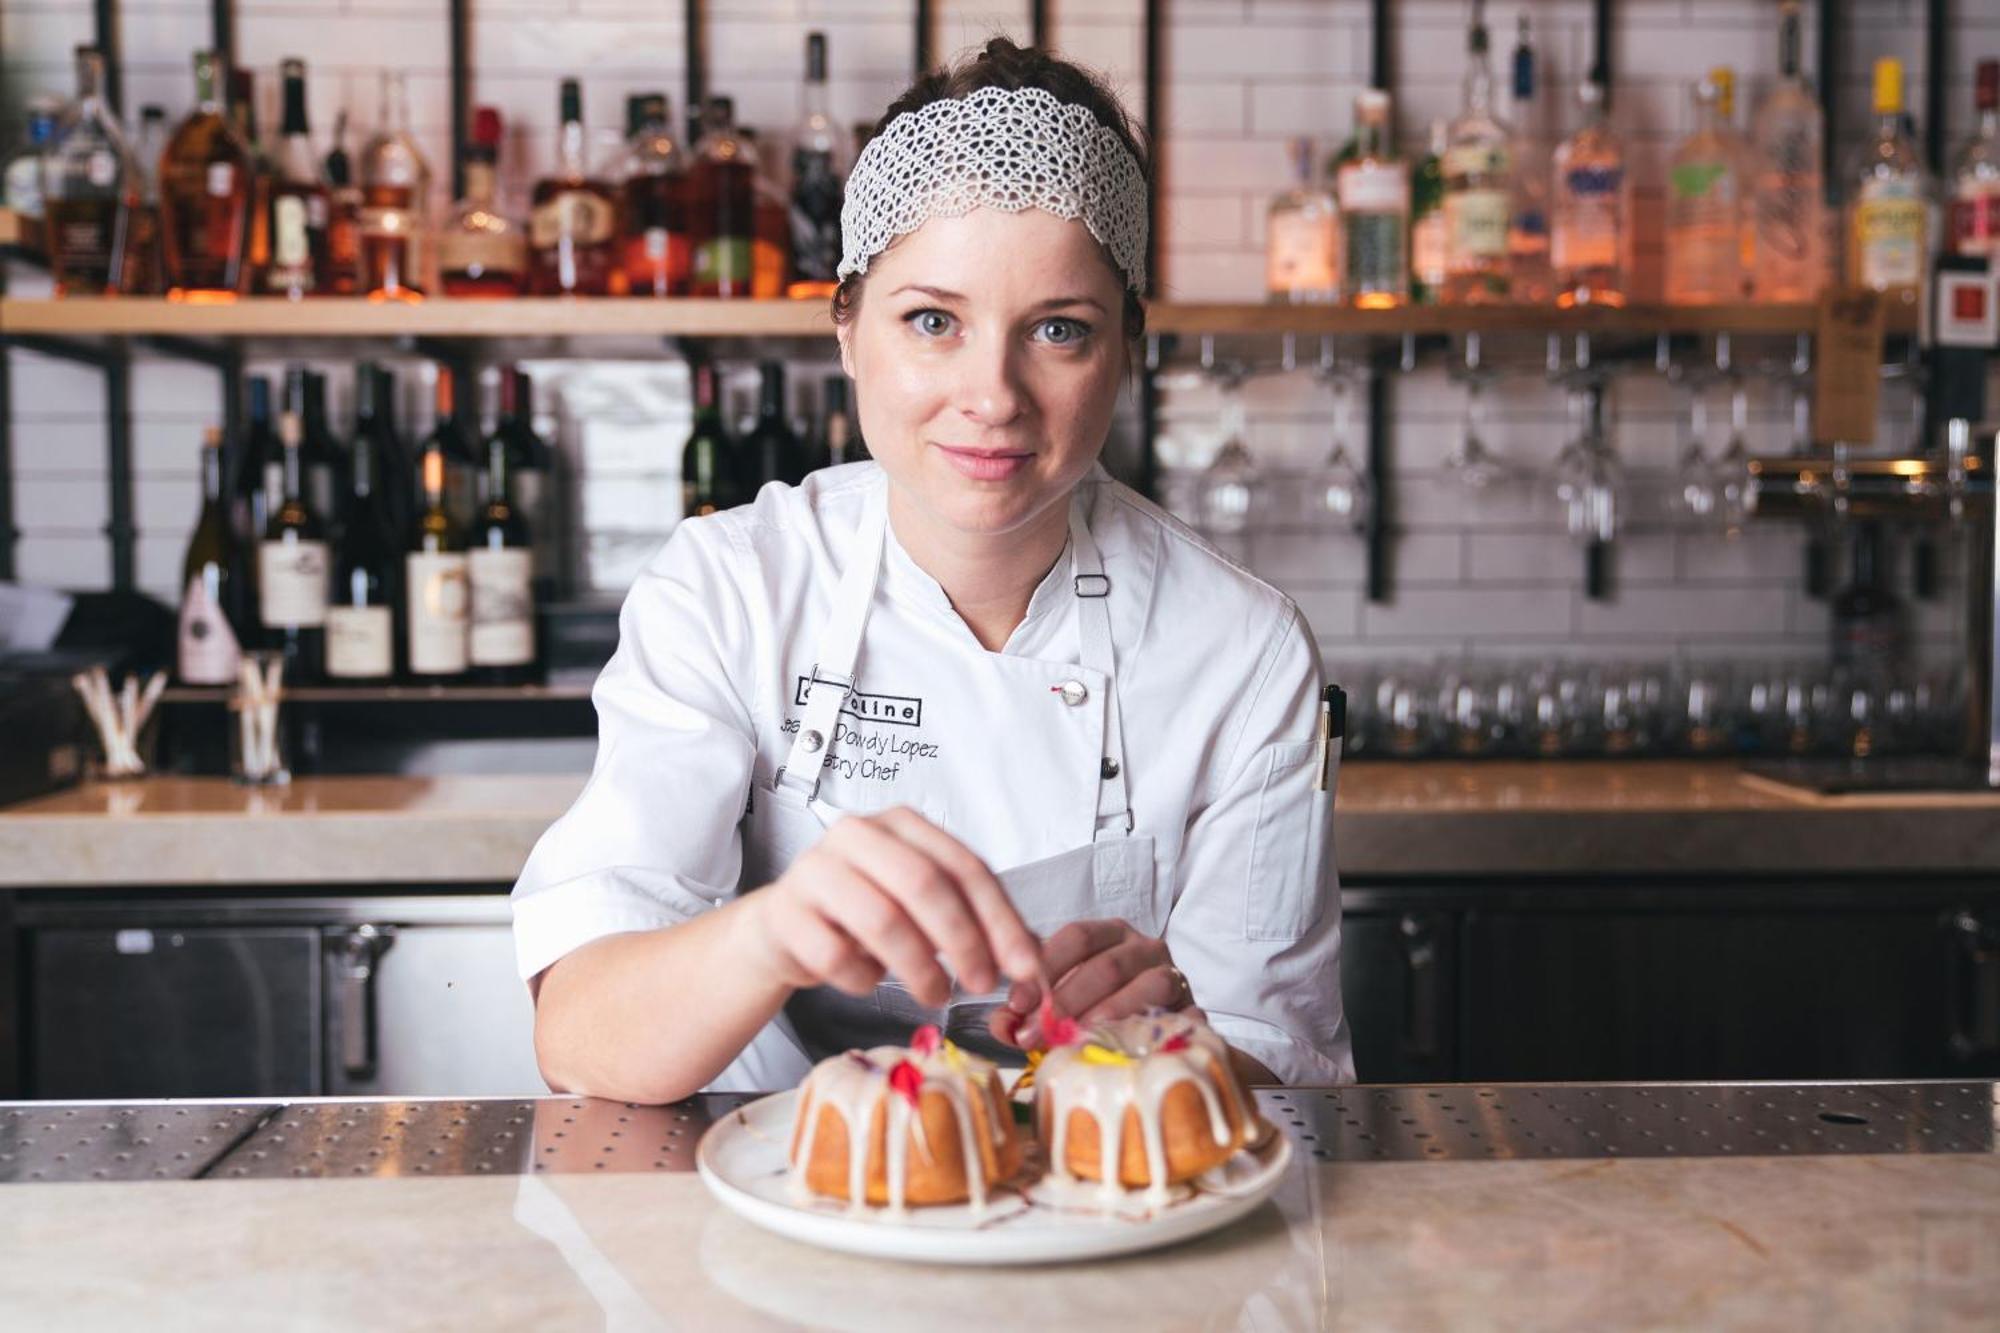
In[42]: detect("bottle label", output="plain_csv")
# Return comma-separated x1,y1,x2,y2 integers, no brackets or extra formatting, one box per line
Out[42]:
178,575,241,685
206,162,234,198
1669,160,1730,201
273,195,310,269
1443,145,1508,179
1950,189,2000,258
1337,162,1409,215
1411,213,1448,287
406,551,470,675
325,604,393,679
1265,212,1338,297
469,548,535,667
1555,172,1623,272
529,191,615,249
1444,189,1509,264
1342,214,1407,294
88,151,117,188
695,237,753,286
1856,189,1926,287
257,539,330,627
645,227,670,260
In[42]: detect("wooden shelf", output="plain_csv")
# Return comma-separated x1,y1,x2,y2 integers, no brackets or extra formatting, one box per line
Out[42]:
161,683,594,704
0,208,39,252
0,295,1919,341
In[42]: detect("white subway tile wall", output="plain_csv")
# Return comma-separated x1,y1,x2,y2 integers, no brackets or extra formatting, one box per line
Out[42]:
5,0,1998,673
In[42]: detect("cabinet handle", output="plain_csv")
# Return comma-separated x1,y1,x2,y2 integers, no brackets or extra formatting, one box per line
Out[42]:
1946,910,2000,1059
335,925,391,1081
1399,913,1441,1060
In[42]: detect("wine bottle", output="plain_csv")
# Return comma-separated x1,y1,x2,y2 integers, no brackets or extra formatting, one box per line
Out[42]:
326,401,399,682
406,437,470,680
468,430,538,684
232,375,280,552
428,364,480,531
824,375,865,463
177,426,244,686
742,361,807,489
284,365,342,530
258,411,330,680
681,361,742,517
490,367,556,600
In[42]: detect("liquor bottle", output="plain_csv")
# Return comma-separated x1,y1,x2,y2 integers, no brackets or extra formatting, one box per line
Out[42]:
787,32,850,300
1441,3,1512,303
439,106,527,297
232,375,280,554
619,93,691,298
120,105,169,296
1950,60,2000,258
177,427,245,687
326,388,399,683
1505,15,1552,305
1267,137,1339,304
44,46,139,297
822,376,858,465
359,71,432,301
228,69,274,278
489,367,556,599
529,78,619,296
690,96,755,298
1551,78,1627,308
741,362,809,490
1847,58,1932,305
354,362,415,555
1666,70,1748,305
2,99,62,219
1750,1,1827,302
258,412,330,681
406,434,470,681
681,362,742,516
467,428,537,685
424,365,481,532
1409,120,1448,305
1336,93,1407,309
1830,524,1905,684
740,127,792,299
285,365,341,526
322,111,362,295
259,59,329,298
160,51,254,298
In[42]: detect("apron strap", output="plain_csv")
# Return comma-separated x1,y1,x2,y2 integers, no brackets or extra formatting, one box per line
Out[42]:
777,482,888,799
1069,487,1134,836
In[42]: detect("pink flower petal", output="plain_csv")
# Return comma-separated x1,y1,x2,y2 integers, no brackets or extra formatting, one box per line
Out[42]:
1159,1032,1191,1054
909,1024,942,1058
888,1059,924,1107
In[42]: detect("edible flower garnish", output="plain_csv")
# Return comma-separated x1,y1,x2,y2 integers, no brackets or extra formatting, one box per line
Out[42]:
1037,991,1081,1049
1159,1031,1191,1054
910,1023,942,1058
1078,1044,1135,1067
888,1058,924,1107
940,1038,967,1072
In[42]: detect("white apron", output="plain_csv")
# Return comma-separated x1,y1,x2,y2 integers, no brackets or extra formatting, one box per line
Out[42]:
714,482,1155,1090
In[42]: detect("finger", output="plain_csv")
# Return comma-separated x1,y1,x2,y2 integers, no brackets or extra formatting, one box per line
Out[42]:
1053,936,1165,1019
987,1004,1029,1049
874,807,1043,983
804,855,952,1007
1003,977,1041,1014
1039,918,1132,987
1079,964,1188,1025
772,901,886,997
834,815,999,994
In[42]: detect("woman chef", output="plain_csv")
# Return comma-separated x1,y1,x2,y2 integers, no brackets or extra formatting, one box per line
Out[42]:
513,39,1354,1102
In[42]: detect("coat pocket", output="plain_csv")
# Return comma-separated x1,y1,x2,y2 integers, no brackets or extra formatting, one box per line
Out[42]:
1243,741,1336,942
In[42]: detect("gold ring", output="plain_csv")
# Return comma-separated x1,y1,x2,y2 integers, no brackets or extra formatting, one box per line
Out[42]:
1167,965,1190,1006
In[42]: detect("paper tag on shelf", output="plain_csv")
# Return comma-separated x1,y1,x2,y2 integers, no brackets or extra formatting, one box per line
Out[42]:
1813,288,1885,445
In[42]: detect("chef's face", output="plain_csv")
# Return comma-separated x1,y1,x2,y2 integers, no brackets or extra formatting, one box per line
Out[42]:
836,207,1129,538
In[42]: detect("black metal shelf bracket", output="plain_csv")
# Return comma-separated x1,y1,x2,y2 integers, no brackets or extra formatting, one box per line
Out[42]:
449,0,471,203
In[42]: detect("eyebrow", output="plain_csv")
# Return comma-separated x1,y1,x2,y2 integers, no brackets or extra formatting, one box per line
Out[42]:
887,284,1107,314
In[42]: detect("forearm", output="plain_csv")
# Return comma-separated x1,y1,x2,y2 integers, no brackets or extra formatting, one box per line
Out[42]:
532,897,792,1104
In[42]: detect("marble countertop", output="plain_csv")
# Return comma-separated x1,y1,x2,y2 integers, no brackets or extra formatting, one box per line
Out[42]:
0,1082,1994,1331
1,761,1996,889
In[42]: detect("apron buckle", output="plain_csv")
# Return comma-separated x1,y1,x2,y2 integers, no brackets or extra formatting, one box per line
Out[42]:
1073,573,1111,598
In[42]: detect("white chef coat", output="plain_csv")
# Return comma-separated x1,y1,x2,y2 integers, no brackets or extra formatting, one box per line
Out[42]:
511,460,1354,1087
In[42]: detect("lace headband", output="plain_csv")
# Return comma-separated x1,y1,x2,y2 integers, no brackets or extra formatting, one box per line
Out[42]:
837,85,1149,292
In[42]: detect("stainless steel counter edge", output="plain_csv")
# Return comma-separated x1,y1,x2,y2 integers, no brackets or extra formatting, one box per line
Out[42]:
1,766,1997,888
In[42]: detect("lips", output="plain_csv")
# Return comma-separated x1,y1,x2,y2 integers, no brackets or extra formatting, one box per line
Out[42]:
933,443,1033,482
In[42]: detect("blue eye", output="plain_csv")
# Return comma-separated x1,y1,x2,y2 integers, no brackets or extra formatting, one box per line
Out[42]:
1036,317,1091,345
906,309,955,338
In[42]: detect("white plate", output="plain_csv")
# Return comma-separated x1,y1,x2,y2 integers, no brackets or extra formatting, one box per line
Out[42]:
695,1087,1293,1266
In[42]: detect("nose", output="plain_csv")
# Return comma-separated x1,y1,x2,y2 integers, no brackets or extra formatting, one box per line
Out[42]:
957,329,1026,429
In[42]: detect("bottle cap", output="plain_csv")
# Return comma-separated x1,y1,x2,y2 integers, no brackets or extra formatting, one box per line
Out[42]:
1357,88,1390,116
1708,66,1735,119
472,106,503,148
806,32,828,83
1978,59,1998,111
1873,58,1903,115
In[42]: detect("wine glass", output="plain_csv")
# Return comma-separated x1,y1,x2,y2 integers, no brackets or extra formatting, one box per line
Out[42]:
1197,365,1262,537
1675,378,1720,523
1443,333,1507,491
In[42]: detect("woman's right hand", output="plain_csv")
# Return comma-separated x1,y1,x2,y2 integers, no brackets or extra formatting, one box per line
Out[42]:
740,806,1044,1007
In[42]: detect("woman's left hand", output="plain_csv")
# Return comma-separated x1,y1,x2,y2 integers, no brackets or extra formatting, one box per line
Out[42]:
987,918,1195,1050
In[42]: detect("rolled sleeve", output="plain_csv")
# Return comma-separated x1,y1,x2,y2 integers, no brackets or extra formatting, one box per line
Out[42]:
1164,603,1355,1085
511,518,760,985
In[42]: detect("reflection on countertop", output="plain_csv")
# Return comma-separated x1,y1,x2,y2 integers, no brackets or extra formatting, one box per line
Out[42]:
1,762,1996,888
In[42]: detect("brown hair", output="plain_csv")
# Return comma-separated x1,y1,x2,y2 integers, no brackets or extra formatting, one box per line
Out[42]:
830,37,1151,341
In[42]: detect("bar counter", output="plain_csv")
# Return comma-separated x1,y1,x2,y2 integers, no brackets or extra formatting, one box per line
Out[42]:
2,761,1997,888
1,1081,1994,1329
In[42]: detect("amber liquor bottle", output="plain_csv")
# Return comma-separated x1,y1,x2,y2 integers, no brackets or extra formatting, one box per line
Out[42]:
689,96,755,298
529,79,619,295
160,50,255,298
259,59,330,298
439,107,527,297
359,71,432,301
322,112,363,296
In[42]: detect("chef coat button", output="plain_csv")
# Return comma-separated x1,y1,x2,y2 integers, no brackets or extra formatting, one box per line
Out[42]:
1055,679,1089,707
802,729,824,753
1101,757,1120,780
